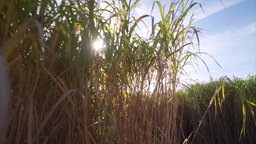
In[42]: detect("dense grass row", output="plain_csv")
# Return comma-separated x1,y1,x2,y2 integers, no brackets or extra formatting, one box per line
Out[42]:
0,0,255,143
177,76,256,144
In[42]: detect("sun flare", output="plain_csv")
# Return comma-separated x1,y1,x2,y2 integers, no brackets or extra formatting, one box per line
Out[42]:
92,38,104,51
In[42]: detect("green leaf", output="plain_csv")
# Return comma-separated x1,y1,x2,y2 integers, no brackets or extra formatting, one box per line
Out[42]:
240,101,246,137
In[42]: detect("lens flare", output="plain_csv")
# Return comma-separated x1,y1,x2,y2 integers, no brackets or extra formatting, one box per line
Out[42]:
92,38,104,51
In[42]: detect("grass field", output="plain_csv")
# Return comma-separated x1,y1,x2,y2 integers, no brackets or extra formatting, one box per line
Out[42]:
0,0,255,143
177,76,256,144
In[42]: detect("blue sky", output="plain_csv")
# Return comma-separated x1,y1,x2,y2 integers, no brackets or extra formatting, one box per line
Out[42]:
191,0,256,82
134,0,256,83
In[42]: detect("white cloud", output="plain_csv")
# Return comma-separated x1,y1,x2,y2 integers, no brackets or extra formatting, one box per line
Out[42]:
234,22,256,35
200,22,256,54
194,0,247,22
183,22,256,82
134,2,147,16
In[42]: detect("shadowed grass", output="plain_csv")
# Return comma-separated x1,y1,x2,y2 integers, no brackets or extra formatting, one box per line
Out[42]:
177,76,256,144
0,55,9,144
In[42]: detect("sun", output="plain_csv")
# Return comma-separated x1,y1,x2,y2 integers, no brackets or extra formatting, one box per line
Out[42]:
92,38,104,51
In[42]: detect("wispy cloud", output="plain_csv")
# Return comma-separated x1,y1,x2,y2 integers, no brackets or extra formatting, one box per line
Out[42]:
234,22,256,35
194,0,247,22
200,21,256,53
182,21,256,82
134,2,147,16
195,21,256,79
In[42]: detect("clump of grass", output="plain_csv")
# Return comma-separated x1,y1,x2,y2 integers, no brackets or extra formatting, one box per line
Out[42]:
177,76,256,144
